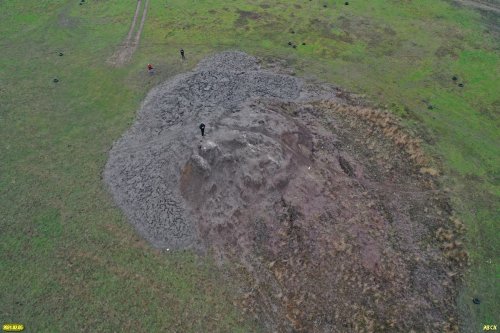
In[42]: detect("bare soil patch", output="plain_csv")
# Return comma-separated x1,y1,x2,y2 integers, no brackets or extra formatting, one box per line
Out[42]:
235,9,263,28
104,52,466,332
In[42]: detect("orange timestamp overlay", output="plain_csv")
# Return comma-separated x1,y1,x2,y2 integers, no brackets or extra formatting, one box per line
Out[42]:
484,324,498,331
2,324,24,332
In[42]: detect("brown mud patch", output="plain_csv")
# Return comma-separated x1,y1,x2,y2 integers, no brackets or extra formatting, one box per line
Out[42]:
235,9,263,28
104,52,467,332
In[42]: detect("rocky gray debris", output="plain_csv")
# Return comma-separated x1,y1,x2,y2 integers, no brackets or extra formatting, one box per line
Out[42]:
104,51,328,250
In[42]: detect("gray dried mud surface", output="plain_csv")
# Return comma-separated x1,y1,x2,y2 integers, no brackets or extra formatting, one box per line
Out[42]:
104,52,464,332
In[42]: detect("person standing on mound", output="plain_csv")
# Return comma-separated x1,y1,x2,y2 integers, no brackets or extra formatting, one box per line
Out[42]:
199,123,205,137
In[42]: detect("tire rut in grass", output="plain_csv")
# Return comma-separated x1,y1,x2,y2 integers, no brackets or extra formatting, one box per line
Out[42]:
107,0,149,67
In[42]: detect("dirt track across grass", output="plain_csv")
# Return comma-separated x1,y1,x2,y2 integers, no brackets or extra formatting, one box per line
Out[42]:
453,0,500,14
104,52,467,332
107,0,149,66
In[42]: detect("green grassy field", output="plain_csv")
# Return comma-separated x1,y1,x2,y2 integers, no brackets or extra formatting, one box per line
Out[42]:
1,0,498,332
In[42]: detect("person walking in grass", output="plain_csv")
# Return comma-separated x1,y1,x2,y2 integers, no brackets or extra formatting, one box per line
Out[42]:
147,63,154,74
180,49,185,60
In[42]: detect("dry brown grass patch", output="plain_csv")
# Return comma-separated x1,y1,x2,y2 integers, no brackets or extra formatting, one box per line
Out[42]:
316,100,431,167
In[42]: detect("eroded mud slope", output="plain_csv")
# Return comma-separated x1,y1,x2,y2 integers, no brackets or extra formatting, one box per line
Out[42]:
104,52,466,332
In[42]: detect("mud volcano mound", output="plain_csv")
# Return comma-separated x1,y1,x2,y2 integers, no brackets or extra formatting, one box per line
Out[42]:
105,52,465,332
